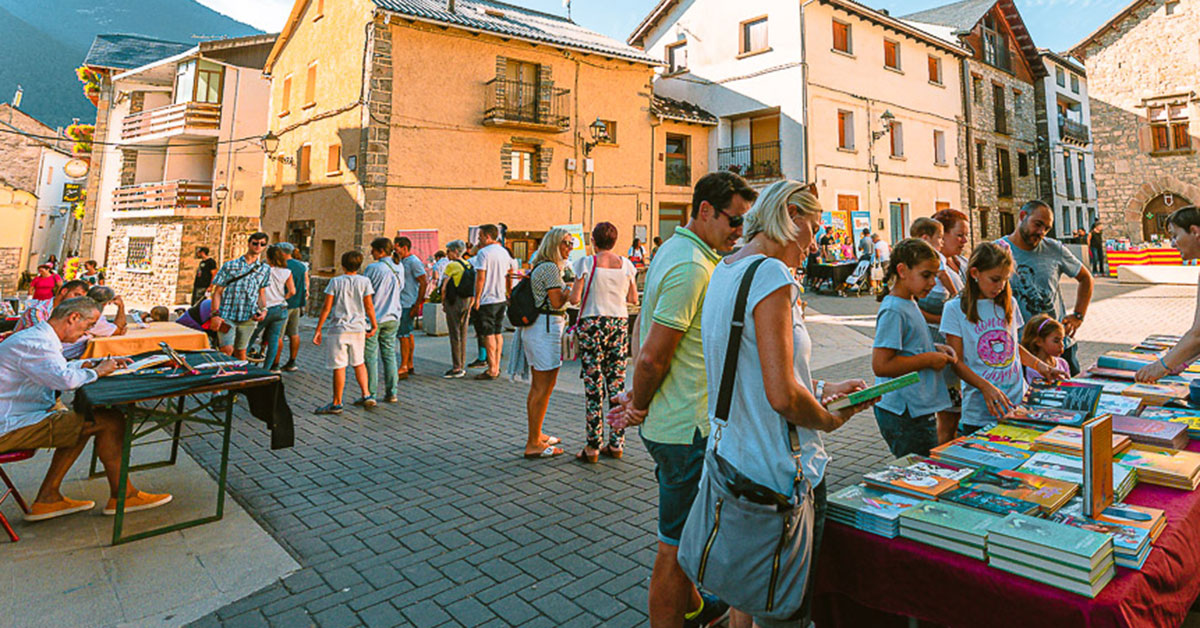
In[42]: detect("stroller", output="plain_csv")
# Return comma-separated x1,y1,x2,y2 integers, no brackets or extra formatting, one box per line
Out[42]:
838,258,873,296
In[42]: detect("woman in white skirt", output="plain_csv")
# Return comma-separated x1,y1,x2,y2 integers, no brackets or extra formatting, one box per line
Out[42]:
520,227,576,459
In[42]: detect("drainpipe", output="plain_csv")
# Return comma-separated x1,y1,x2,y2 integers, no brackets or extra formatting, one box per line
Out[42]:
447,0,456,13
799,0,816,183
650,114,660,243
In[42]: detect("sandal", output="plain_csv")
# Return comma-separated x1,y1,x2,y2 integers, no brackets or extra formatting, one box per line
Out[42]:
600,445,624,459
541,436,561,447
524,446,564,459
575,448,599,464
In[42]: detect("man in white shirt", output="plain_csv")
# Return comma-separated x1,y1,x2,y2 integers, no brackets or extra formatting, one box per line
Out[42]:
0,298,171,521
872,233,892,263
471,224,513,380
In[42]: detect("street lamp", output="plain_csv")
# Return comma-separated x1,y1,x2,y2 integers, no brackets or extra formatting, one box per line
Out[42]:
582,117,610,156
214,184,229,203
871,110,895,142
261,131,280,155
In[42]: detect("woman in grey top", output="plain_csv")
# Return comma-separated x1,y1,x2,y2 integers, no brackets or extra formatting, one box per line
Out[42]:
519,228,575,459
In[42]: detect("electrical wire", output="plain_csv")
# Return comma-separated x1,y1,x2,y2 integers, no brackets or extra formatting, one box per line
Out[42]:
0,125,269,150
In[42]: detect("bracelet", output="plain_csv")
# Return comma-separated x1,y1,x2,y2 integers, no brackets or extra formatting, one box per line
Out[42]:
815,380,826,400
1159,356,1171,371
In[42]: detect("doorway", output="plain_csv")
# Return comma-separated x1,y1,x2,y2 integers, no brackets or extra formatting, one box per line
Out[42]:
1143,193,1192,242
658,203,688,240
889,202,909,244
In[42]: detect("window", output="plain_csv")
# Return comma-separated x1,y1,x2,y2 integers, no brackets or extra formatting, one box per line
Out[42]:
1012,88,1022,115
993,83,1007,133
511,145,537,182
304,62,317,107
832,20,852,54
1078,154,1088,201
1062,206,1072,233
327,144,341,175
1017,151,1029,177
996,148,1012,197
981,15,1010,71
890,121,904,157
597,120,617,144
1056,66,1066,87
837,110,855,150
1063,151,1075,200
1070,74,1080,94
194,60,223,104
1149,104,1191,152
666,41,688,74
740,17,768,55
1166,0,1179,15
1000,211,1016,234
933,130,946,165
280,75,292,115
972,75,983,104
976,141,986,169
319,239,336,269
665,134,690,186
126,237,154,272
884,40,900,70
979,208,990,239
298,144,311,184
928,55,942,84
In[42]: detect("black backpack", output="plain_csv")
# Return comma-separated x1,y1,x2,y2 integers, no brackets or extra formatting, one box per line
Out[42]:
453,260,476,300
506,262,552,327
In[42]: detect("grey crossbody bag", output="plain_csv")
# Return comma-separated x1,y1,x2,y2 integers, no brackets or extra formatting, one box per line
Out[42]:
677,257,815,620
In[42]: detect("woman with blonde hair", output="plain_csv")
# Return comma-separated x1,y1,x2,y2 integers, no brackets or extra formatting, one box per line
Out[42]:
513,227,576,459
687,180,872,628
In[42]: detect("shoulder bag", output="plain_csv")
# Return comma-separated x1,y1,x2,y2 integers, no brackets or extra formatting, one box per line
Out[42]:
561,255,597,361
677,257,816,621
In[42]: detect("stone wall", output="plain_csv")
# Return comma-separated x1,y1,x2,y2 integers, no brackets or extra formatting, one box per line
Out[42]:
358,20,393,251
0,247,21,293
176,216,260,305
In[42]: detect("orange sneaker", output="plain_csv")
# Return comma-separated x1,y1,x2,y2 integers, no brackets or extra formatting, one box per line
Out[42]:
103,491,173,515
25,496,95,522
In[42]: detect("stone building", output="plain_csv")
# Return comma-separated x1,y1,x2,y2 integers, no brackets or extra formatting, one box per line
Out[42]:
1034,50,1098,237
1070,0,1199,243
903,0,1045,243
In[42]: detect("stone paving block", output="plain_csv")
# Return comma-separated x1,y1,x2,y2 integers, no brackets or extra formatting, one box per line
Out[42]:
401,599,453,628
266,606,314,628
487,595,540,626
530,591,585,624
357,601,405,628
360,564,404,589
312,604,359,628
445,597,497,627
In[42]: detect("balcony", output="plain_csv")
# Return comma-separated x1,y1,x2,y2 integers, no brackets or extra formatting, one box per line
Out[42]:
122,102,221,143
113,180,214,216
717,140,782,181
482,78,569,132
1059,116,1090,144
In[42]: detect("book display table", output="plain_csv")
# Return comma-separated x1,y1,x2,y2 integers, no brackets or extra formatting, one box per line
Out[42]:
814,440,1200,627
1105,247,1183,277
81,322,210,358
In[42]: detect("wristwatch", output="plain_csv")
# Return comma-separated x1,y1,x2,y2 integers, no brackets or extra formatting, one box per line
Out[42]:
1067,311,1084,322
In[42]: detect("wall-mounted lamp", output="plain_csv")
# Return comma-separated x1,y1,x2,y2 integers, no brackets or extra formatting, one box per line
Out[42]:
261,131,280,155
871,110,895,143
582,117,610,156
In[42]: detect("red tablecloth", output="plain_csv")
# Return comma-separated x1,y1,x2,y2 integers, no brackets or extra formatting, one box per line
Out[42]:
814,441,1200,627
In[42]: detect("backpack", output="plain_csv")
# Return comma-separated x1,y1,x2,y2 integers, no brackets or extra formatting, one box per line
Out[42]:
506,262,552,327
453,259,476,299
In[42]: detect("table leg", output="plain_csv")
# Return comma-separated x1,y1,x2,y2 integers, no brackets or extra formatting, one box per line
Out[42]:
168,397,185,465
111,413,134,545
215,391,234,519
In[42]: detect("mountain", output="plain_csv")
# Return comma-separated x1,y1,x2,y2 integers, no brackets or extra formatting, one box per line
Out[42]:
0,0,262,127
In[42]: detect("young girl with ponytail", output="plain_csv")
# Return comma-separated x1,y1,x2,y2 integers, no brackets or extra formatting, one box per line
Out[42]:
871,238,957,457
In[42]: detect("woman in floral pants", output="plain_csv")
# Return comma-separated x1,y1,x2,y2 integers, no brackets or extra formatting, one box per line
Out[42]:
570,222,639,463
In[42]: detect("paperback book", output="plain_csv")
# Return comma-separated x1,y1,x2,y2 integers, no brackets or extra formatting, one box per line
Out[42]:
1087,366,1137,380
985,513,1115,597
827,372,920,411
1051,497,1166,570
941,487,1040,516
1082,416,1114,517
827,484,924,538
957,466,1077,514
975,424,1045,450
863,460,963,500
1018,452,1137,501
1110,414,1190,449
1122,381,1190,404
1137,406,1200,438
1006,381,1103,427
1095,393,1143,416
930,438,1033,471
1116,445,1200,490
1031,425,1132,457
898,501,997,559
1072,377,1139,394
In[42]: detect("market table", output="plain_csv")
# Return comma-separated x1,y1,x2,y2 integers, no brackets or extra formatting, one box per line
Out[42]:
806,261,859,293
73,350,293,545
813,440,1200,627
1105,247,1184,278
81,321,210,358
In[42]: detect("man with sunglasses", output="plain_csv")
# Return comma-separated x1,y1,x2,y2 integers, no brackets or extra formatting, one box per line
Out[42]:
210,233,272,359
611,171,757,628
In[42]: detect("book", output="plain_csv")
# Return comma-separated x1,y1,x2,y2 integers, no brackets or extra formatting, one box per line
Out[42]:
1018,452,1137,501
1051,497,1166,570
1082,416,1114,517
1095,392,1143,416
957,466,1077,514
930,438,1032,471
1097,351,1155,372
900,527,987,560
862,462,962,500
1057,497,1167,542
986,544,1111,582
1087,366,1137,380
1031,425,1132,457
1137,406,1200,438
1023,380,1103,414
1122,381,1191,404
941,487,1040,515
827,484,924,538
974,424,1045,450
827,372,920,411
898,500,998,549
985,513,1114,571
1072,377,1137,394
1003,406,1089,428
1110,414,1190,449
987,553,1115,598
1116,445,1200,490
111,354,171,376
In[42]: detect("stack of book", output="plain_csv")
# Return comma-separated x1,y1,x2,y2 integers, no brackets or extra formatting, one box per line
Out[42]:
1111,414,1190,449
1121,381,1191,405
986,513,1115,598
827,483,924,538
1050,497,1167,570
1138,406,1200,439
1095,393,1142,416
1099,350,1200,374
1019,451,1138,501
898,501,997,560
1031,425,1133,456
954,466,1077,515
1088,365,1137,380
974,423,1044,450
862,456,972,500
1116,445,1200,490
930,438,1033,471
1003,381,1103,429
1072,376,1135,394
941,487,1040,516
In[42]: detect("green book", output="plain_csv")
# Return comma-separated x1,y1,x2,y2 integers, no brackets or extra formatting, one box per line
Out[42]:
989,556,1114,598
827,372,920,411
898,500,998,545
899,526,987,560
987,544,1111,582
986,513,1114,570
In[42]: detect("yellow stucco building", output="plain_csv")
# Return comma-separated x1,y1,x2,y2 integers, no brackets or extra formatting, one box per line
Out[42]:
0,181,37,294
262,0,712,274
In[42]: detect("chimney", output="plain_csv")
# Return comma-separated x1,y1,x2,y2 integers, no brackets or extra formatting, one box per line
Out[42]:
447,0,456,12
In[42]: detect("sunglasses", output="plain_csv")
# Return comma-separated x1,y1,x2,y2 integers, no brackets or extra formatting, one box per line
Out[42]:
716,207,744,228
250,241,267,247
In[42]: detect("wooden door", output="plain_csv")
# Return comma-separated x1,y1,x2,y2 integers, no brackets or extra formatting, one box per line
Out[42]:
834,195,858,244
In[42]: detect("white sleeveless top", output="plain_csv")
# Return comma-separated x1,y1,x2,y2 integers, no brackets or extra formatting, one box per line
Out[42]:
572,255,636,319
264,266,292,308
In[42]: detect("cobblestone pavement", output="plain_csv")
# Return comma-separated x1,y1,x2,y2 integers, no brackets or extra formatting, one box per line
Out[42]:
186,278,1192,627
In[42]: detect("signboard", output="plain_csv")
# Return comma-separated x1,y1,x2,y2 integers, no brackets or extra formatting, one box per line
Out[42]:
62,183,82,203
395,229,439,265
552,223,588,264
851,211,871,233
63,158,89,179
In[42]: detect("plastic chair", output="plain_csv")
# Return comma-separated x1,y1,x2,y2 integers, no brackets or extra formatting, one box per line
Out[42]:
0,449,34,542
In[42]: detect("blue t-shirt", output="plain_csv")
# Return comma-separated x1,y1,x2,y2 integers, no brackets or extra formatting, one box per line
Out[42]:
362,258,405,324
286,259,308,309
939,295,1026,426
399,254,427,308
873,295,951,417
998,235,1083,346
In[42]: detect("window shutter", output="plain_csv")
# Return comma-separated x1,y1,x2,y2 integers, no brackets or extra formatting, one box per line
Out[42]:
1137,119,1152,153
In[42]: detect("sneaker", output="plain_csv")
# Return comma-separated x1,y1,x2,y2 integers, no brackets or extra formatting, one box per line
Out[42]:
467,359,487,369
103,491,173,515
246,351,265,363
443,369,466,379
315,403,343,415
362,395,378,409
25,497,95,522
384,393,399,403
683,594,730,628
351,397,367,406
270,368,282,375
282,361,299,372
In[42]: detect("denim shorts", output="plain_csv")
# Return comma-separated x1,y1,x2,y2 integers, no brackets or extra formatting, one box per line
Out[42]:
641,428,707,546
218,319,258,351
873,406,937,458
398,306,415,337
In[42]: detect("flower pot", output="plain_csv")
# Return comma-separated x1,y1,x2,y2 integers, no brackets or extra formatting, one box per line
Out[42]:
422,302,447,336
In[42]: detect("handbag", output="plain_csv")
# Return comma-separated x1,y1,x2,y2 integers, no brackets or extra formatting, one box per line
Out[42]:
561,255,597,361
677,257,816,621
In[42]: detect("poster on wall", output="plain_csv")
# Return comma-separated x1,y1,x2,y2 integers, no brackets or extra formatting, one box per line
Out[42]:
851,211,871,234
552,223,588,264
395,229,439,265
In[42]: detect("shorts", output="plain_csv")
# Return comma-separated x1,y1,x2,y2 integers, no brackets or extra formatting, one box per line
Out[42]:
521,314,565,371
398,306,415,338
0,405,86,452
323,331,366,369
473,302,507,336
285,307,302,336
873,406,937,458
641,428,707,546
219,319,258,351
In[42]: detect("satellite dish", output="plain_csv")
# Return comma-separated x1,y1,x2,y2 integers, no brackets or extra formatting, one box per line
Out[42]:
63,159,89,179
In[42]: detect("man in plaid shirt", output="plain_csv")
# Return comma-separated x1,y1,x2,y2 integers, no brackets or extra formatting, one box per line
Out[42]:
210,233,271,359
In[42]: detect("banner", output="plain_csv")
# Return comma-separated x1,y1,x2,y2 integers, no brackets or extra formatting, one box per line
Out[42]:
552,223,588,264
395,229,439,265
851,210,871,234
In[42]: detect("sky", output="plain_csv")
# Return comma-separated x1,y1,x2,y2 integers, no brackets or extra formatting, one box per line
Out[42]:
197,0,1130,55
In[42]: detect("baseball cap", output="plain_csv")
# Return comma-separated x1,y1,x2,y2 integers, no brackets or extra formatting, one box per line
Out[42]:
277,242,296,253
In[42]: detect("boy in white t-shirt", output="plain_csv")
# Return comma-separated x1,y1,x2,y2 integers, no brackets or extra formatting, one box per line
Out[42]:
313,250,377,415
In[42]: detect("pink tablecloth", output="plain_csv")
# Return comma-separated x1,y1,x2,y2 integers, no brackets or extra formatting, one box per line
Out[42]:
814,441,1200,627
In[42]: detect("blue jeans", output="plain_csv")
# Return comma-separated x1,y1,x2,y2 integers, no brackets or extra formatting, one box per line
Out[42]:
365,319,400,397
260,305,289,370
873,406,937,458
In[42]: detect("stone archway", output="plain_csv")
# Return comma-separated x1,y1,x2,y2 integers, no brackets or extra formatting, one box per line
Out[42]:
1143,193,1194,241
1124,175,1200,242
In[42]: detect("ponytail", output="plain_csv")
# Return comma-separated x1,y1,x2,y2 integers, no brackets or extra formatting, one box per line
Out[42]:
876,238,939,301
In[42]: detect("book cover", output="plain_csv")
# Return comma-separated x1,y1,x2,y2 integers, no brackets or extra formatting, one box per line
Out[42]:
1032,425,1131,456
1137,406,1200,435
1122,381,1190,402
1097,354,1154,372
1072,377,1137,394
1111,414,1190,448
862,464,960,499
975,424,1045,450
1003,405,1088,427
1096,393,1143,416
986,513,1113,563
827,372,920,411
941,487,1040,515
1082,416,1114,518
931,438,1032,471
827,484,924,522
898,500,998,538
1019,452,1136,493
1026,381,1103,415
1087,366,1137,380
1116,446,1200,484
958,467,1077,513
1057,497,1166,539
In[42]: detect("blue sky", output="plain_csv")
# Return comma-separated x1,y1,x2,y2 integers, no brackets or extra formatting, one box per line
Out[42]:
204,0,1129,54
